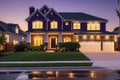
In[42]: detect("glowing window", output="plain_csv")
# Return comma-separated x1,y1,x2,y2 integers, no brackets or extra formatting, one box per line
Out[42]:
64,37,71,42
5,34,9,43
51,21,58,29
73,22,80,29
16,28,19,33
13,40,19,45
32,21,43,29
87,22,100,30
0,45,4,51
34,36,43,46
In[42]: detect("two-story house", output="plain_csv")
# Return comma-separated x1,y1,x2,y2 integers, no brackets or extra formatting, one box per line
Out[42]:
26,5,118,52
0,21,26,51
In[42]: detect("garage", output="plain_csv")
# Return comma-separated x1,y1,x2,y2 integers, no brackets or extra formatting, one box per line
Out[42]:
79,41,101,52
103,41,114,51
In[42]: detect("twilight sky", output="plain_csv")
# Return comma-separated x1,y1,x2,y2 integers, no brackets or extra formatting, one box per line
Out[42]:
0,0,119,31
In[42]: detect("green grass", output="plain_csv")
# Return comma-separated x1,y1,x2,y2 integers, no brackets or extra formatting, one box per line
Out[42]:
0,52,92,67
0,52,90,61
0,63,92,67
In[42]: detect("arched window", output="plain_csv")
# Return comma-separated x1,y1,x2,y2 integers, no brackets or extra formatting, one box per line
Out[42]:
73,22,80,29
32,21,43,29
51,21,58,29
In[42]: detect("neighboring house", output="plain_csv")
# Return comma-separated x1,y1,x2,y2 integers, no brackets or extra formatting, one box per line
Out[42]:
26,5,118,52
0,21,26,51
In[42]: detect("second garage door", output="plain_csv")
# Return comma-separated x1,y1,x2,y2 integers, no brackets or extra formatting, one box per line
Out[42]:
103,41,114,51
79,41,101,51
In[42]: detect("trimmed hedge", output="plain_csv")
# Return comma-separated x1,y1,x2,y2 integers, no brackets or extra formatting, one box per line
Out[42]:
57,42,80,52
14,44,28,52
28,44,47,51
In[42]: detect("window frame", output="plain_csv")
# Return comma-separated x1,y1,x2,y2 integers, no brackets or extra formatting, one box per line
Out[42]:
50,21,58,29
32,21,43,29
73,21,80,30
87,21,100,31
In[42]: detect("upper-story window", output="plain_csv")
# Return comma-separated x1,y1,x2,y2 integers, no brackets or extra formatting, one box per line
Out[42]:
32,21,43,29
15,27,19,33
87,21,100,30
51,21,58,29
73,22,80,29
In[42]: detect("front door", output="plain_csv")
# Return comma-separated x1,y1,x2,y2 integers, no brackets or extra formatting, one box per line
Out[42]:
51,38,56,48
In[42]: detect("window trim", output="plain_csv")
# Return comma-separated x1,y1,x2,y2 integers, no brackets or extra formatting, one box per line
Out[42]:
32,21,43,29
87,21,100,31
73,21,80,30
50,21,58,29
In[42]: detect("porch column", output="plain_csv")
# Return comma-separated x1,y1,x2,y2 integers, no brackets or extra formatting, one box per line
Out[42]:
44,33,48,46
26,32,30,46
58,33,62,44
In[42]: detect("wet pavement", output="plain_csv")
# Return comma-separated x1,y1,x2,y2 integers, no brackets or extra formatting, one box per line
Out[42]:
0,70,119,80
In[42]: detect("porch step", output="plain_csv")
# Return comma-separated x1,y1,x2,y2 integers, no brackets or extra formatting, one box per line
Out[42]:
46,49,55,52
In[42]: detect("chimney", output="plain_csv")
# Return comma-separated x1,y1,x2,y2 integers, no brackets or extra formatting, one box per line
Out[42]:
29,6,35,15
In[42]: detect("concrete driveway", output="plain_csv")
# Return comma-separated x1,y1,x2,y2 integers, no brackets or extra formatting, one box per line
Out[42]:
83,51,120,69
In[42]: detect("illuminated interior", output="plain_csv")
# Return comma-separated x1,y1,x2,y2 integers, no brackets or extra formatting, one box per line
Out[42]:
34,36,43,46
13,40,19,45
64,37,71,42
87,21,100,30
5,34,9,43
32,21,43,29
75,36,79,42
73,21,80,29
114,35,117,42
0,45,3,51
51,21,58,29
15,27,19,33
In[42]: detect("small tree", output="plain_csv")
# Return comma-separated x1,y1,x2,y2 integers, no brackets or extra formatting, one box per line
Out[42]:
0,34,6,51
0,35,6,45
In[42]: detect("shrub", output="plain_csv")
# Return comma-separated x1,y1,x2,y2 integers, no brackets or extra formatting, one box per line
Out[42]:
58,42,80,52
28,44,47,51
14,44,28,52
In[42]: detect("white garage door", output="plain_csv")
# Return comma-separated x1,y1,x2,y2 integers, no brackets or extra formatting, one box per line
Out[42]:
103,41,114,51
79,41,101,51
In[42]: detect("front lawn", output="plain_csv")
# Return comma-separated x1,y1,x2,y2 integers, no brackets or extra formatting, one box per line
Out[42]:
0,52,90,61
0,52,92,67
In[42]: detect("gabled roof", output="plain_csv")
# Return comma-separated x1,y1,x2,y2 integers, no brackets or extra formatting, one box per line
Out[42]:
39,5,50,14
0,21,25,36
45,8,64,19
26,9,48,21
59,12,108,22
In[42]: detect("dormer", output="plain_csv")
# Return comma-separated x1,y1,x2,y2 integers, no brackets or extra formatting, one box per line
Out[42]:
39,5,50,14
